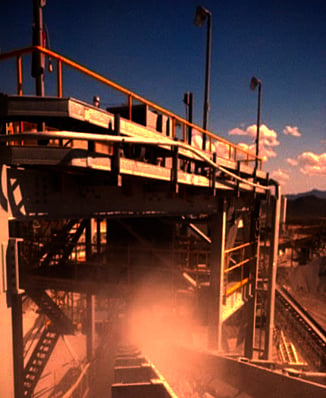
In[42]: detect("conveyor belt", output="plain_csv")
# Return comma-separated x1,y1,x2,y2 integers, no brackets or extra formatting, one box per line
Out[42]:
275,287,326,370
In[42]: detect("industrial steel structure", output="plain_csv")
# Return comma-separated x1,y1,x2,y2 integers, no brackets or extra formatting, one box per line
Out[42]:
0,6,325,397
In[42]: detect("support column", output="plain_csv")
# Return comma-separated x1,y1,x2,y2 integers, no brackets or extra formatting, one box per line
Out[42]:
85,219,92,261
85,218,96,361
86,293,96,361
207,198,226,351
12,293,24,398
264,185,281,360
0,166,15,397
244,201,260,359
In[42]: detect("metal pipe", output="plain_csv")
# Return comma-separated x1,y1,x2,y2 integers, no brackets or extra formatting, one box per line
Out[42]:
0,131,271,191
181,216,211,244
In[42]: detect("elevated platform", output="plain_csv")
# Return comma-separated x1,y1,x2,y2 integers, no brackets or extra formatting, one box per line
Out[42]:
0,93,268,187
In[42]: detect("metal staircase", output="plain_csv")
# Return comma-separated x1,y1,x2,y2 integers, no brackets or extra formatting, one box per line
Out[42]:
27,289,75,334
39,219,87,268
23,325,59,398
23,289,75,397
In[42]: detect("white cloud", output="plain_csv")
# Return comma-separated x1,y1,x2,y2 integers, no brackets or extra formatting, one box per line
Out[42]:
228,124,279,161
192,130,204,150
237,142,255,159
260,145,277,160
214,141,230,158
228,127,249,136
297,152,326,176
283,125,302,137
286,158,299,166
247,124,279,147
271,168,290,185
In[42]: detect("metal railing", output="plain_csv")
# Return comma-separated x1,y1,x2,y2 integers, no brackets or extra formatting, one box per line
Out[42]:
0,46,262,168
224,241,256,297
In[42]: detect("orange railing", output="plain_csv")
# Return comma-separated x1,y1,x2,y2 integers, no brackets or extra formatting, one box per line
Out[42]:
0,46,262,168
224,241,256,297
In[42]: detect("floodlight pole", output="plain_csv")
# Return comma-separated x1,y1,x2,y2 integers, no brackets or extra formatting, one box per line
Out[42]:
203,11,211,136
195,6,212,150
32,0,46,97
250,76,262,170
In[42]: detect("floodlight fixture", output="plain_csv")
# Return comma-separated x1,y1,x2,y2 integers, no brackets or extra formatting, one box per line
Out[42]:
250,76,262,91
194,6,211,27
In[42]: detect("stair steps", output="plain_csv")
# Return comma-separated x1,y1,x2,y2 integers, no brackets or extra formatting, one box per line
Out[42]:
28,289,75,335
40,219,87,268
23,326,59,398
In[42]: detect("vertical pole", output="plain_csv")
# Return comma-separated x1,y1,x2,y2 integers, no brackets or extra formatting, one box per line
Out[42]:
264,185,281,360
171,145,179,193
0,166,15,397
16,56,23,96
96,219,101,254
255,83,261,171
183,92,193,145
128,95,132,121
85,219,92,261
208,199,226,351
86,294,95,361
32,0,45,97
112,114,121,186
32,0,47,144
85,218,95,361
244,201,260,359
12,293,24,398
56,59,62,98
202,13,211,150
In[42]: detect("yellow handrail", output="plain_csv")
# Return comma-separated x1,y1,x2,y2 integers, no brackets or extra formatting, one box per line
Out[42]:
225,277,249,296
0,45,263,168
224,241,254,255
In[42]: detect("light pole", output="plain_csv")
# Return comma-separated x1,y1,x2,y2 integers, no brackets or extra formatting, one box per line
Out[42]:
194,5,212,150
32,0,46,97
250,76,262,170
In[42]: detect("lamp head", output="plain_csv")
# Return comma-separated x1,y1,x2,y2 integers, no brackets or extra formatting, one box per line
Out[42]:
194,6,211,27
93,96,100,107
250,76,261,91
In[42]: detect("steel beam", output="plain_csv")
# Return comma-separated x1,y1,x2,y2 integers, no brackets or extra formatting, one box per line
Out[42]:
86,293,96,361
207,198,226,351
244,200,261,359
264,186,281,360
5,167,221,220
0,166,15,397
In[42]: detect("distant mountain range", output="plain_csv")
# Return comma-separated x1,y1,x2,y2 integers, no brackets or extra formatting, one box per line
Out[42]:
286,189,326,200
285,190,326,220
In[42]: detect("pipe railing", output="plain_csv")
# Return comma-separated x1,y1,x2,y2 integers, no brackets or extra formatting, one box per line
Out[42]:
224,241,255,297
0,46,263,168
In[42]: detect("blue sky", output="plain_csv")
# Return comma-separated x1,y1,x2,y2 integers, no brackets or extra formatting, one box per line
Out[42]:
1,0,325,194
